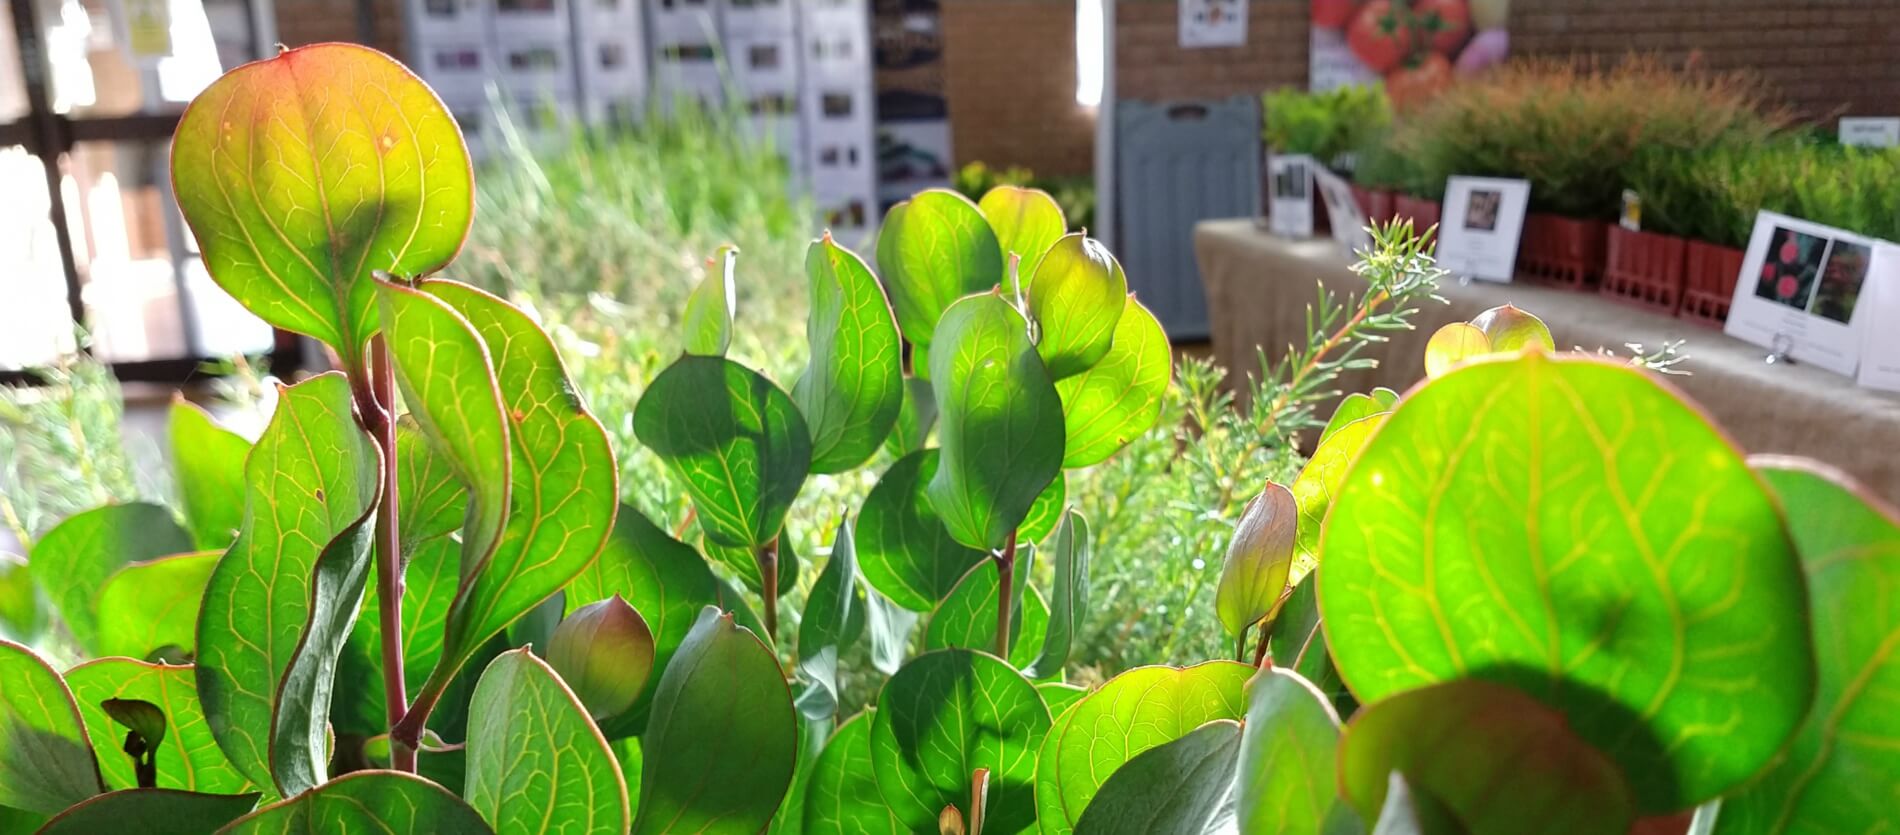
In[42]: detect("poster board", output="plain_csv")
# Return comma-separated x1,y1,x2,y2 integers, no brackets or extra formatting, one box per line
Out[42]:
1725,211,1880,378
1435,176,1529,283
1309,0,1512,107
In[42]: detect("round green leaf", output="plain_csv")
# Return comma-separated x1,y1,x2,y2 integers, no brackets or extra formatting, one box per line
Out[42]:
219,770,492,834
1035,661,1252,835
1026,234,1127,380
378,280,510,573
1021,472,1067,544
1235,667,1349,834
1339,679,1636,835
1470,304,1555,353
884,376,938,457
1072,719,1242,835
857,450,988,611
803,711,904,835
633,608,797,835
796,234,904,474
0,640,103,815
636,354,812,550
466,649,630,835
421,280,620,694
875,189,1003,348
870,649,1050,832
0,554,42,643
922,555,1048,664
30,502,191,653
170,43,473,358
94,551,219,661
168,399,251,550
1714,459,1900,835
1037,682,1086,717
927,293,1065,551
67,659,253,794
194,373,379,796
1318,353,1813,812
1291,412,1387,574
683,245,737,357
37,788,260,835
395,417,470,548
1317,390,1390,447
1422,322,1489,379
979,186,1067,268
1054,297,1170,469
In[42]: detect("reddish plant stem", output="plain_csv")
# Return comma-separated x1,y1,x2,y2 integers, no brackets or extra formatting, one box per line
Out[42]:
759,539,780,642
360,337,413,772
994,531,1019,659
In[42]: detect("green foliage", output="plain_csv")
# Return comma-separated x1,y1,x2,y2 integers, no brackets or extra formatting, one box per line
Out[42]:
66,659,250,793
870,649,1049,832
1235,668,1349,834
30,502,191,653
0,639,103,814
1262,84,1390,165
35,788,260,835
1630,139,1900,246
221,771,490,833
167,400,249,550
1071,719,1241,835
465,649,630,834
795,236,904,474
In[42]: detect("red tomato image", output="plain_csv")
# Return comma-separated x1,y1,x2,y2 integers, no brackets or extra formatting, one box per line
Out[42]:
1413,0,1471,54
1386,52,1453,109
1348,1,1412,73
1313,0,1359,29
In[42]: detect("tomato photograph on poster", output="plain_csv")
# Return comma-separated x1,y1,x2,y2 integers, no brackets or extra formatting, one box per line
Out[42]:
1310,0,1510,107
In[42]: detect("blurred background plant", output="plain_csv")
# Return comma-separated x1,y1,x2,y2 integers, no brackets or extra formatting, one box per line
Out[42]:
1262,83,1390,171
952,160,1097,232
0,348,150,550
1628,138,1900,247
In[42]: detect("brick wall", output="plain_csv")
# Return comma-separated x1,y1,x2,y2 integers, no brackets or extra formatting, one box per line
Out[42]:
1114,0,1305,102
274,0,404,59
940,0,1096,177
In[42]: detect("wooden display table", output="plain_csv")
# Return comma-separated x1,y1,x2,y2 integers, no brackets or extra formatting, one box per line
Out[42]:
1195,219,1900,501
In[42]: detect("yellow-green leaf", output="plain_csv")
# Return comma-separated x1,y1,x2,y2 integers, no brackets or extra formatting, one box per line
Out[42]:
378,280,510,575
0,554,41,642
30,502,191,653
168,399,251,550
65,659,252,794
875,190,1003,348
683,245,738,357
1026,234,1127,380
170,43,473,359
194,373,380,796
1054,297,1170,469
1235,667,1350,834
396,417,470,549
0,639,104,815
218,770,491,834
36,788,260,835
1422,322,1490,378
1319,353,1813,812
795,234,904,474
1290,412,1387,576
1072,719,1241,835
94,552,220,661
465,649,630,835
979,186,1067,267
883,376,937,458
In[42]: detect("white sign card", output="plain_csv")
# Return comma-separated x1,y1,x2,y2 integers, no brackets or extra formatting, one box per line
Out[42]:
1179,0,1247,48
1314,167,1372,253
1435,176,1531,283
1854,243,1900,392
1725,211,1880,378
1267,154,1316,239
1839,117,1900,148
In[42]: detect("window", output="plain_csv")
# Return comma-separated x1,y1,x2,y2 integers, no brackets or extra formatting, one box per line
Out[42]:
1075,0,1103,106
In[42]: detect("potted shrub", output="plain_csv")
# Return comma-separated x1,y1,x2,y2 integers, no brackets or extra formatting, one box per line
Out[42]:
1262,85,1390,235
1349,128,1408,227
1601,146,1695,315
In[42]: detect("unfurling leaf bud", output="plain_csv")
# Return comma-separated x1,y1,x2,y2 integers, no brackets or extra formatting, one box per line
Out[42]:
1469,304,1554,353
548,594,655,721
939,805,966,835
1216,483,1299,638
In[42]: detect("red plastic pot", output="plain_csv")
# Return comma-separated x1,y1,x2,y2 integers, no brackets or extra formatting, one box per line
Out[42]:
1351,185,1396,227
1680,239,1745,328
1517,213,1608,289
1601,227,1689,315
1393,194,1440,233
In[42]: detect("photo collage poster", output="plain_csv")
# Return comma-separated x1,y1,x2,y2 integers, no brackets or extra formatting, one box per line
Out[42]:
1309,0,1511,108
1725,211,1885,378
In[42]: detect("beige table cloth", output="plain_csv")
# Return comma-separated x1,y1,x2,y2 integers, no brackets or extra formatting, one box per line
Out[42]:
1196,218,1900,502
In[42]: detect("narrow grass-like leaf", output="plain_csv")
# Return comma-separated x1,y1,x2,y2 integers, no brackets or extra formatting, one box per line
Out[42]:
803,711,904,835
1036,661,1252,835
632,608,797,835
94,551,219,660
30,502,191,653
683,244,738,357
66,659,252,794
568,505,761,737
636,354,811,550
875,189,1003,348
0,639,103,815
1339,679,1636,834
217,770,491,834
1713,458,1900,835
856,450,987,611
1054,297,1170,469
796,234,904,474
869,649,1051,833
168,399,250,550
1319,353,1812,812
797,519,861,720
1024,510,1089,679
170,43,473,359
927,292,1065,551
1235,667,1350,834
979,186,1067,268
465,649,630,834
378,280,510,574
421,280,618,693
1072,719,1241,835
1026,234,1127,380
194,373,379,796
37,788,260,834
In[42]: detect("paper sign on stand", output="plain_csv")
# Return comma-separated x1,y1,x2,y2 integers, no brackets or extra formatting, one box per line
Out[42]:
1725,211,1879,378
1840,117,1900,148
1313,167,1371,253
1266,154,1316,239
1854,243,1900,392
1435,176,1530,283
